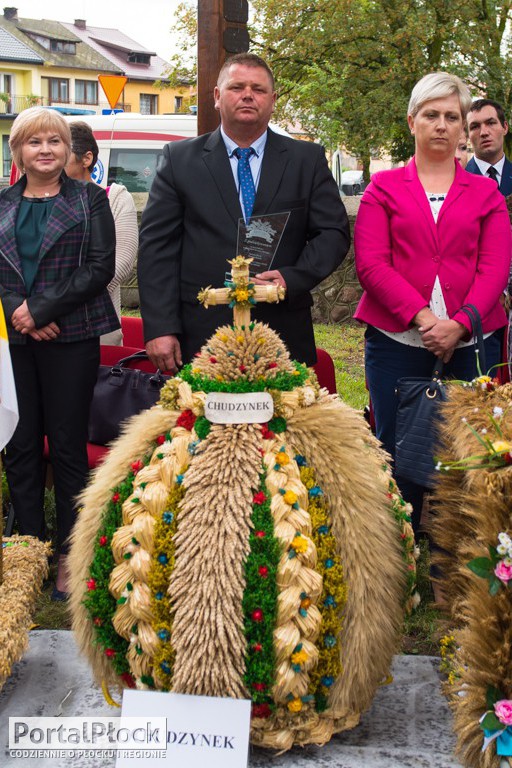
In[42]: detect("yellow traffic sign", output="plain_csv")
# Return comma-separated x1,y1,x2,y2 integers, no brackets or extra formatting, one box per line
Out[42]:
98,75,128,110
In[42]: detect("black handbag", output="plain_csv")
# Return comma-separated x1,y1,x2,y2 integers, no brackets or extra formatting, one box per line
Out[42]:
394,304,486,489
88,352,171,446
395,358,446,489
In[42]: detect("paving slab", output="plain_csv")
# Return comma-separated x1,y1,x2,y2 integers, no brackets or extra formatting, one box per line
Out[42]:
0,630,461,767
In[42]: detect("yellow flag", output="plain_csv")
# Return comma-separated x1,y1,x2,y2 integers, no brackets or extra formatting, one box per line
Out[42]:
0,300,18,450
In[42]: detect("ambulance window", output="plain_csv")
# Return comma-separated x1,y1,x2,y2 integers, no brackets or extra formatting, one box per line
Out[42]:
107,149,165,192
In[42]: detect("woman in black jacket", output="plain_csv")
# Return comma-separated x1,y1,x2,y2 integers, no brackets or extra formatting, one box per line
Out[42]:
0,107,119,598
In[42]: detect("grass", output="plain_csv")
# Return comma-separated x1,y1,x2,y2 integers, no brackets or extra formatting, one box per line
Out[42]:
8,318,442,655
314,322,368,409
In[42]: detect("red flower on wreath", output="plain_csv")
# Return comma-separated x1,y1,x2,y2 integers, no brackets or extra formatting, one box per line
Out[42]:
239,364,247,374
258,566,269,578
121,672,136,689
93,617,103,626
255,530,266,539
86,578,96,591
252,703,272,719
209,356,217,364
253,643,263,652
99,536,108,547
252,609,264,622
111,492,120,503
176,409,196,431
156,434,166,445
260,425,275,440
253,682,266,692
267,362,277,369
105,648,116,658
131,460,144,474
253,492,266,505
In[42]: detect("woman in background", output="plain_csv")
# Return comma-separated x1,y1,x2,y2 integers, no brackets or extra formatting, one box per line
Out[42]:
66,121,138,345
0,107,118,598
354,72,511,534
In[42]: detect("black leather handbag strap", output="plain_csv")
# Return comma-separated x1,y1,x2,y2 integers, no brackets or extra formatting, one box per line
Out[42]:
427,357,444,396
459,303,486,374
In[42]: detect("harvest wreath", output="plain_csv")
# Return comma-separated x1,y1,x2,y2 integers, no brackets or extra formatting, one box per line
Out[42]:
70,258,415,750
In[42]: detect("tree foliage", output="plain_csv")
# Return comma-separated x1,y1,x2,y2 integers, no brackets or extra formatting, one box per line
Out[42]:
164,1,512,166
249,0,512,169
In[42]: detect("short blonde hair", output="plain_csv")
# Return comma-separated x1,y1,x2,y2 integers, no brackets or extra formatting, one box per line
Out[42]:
408,72,472,120
9,107,72,171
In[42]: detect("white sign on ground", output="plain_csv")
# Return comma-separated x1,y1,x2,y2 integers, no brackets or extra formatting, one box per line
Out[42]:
116,690,251,768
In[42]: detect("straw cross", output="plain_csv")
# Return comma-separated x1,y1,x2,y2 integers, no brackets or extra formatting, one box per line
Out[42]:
197,256,285,327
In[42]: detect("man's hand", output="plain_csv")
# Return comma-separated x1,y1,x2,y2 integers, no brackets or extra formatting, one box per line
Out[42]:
28,322,60,342
11,300,36,334
420,319,466,363
146,335,182,373
253,270,287,289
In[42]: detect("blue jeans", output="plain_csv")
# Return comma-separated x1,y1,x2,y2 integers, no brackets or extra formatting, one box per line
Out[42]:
365,326,502,532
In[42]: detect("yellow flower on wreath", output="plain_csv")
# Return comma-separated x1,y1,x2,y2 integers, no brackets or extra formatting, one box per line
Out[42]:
234,288,250,302
291,648,308,666
291,534,308,554
492,440,512,454
275,451,290,466
287,698,302,713
283,490,298,505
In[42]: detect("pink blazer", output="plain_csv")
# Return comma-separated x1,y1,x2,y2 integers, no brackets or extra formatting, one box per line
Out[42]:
353,158,512,335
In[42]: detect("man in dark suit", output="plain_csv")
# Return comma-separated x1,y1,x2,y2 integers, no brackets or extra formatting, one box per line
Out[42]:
138,53,350,371
466,98,512,196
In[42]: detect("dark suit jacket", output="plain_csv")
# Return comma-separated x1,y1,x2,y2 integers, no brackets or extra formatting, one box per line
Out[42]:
466,155,512,197
138,127,350,365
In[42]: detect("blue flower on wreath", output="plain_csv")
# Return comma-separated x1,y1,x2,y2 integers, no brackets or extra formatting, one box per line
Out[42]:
309,486,323,497
324,634,337,649
158,629,170,641
294,455,307,466
162,511,174,524
317,525,329,536
157,553,168,565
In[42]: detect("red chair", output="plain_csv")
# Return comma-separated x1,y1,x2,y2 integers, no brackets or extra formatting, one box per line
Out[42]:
121,316,144,348
313,348,336,393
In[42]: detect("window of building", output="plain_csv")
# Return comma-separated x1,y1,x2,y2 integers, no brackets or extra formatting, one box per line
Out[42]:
75,80,98,105
41,77,70,103
50,40,76,54
174,96,183,112
128,53,151,64
2,135,12,177
140,94,158,115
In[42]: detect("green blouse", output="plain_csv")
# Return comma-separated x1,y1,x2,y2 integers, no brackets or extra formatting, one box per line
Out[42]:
15,196,57,294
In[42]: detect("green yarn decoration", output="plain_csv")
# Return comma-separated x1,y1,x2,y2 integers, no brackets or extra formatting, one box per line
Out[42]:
268,416,287,434
83,448,154,677
242,472,281,708
194,416,211,440
179,362,309,393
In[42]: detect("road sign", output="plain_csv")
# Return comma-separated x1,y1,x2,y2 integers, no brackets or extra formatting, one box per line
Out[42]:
98,75,128,110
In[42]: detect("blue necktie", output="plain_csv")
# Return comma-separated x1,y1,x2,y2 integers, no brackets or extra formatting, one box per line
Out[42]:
234,147,256,221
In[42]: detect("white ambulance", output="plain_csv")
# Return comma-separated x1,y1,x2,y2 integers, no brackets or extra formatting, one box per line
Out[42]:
64,112,197,193
63,112,292,194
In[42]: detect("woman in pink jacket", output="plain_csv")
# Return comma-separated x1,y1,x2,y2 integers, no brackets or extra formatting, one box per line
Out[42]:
354,72,511,533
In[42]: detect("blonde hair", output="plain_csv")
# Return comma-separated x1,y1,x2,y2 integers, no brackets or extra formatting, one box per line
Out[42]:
408,72,472,120
9,106,72,171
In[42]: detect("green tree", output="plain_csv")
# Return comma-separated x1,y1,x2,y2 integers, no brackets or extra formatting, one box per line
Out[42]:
250,0,512,170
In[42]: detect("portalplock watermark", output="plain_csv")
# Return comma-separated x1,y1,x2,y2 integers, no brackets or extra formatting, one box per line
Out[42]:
9,716,167,753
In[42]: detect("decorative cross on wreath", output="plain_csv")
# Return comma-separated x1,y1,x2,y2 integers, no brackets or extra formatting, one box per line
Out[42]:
197,255,285,327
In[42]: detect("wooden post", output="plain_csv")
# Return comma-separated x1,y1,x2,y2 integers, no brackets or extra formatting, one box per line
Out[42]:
197,0,250,136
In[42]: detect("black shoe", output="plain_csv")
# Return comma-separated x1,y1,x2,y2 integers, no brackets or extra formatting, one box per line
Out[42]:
51,586,69,602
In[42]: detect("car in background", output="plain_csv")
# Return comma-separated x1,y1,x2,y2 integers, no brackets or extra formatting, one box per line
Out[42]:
340,170,366,196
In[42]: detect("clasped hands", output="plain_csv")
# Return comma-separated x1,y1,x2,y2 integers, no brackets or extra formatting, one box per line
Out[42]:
11,300,60,341
414,308,466,363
